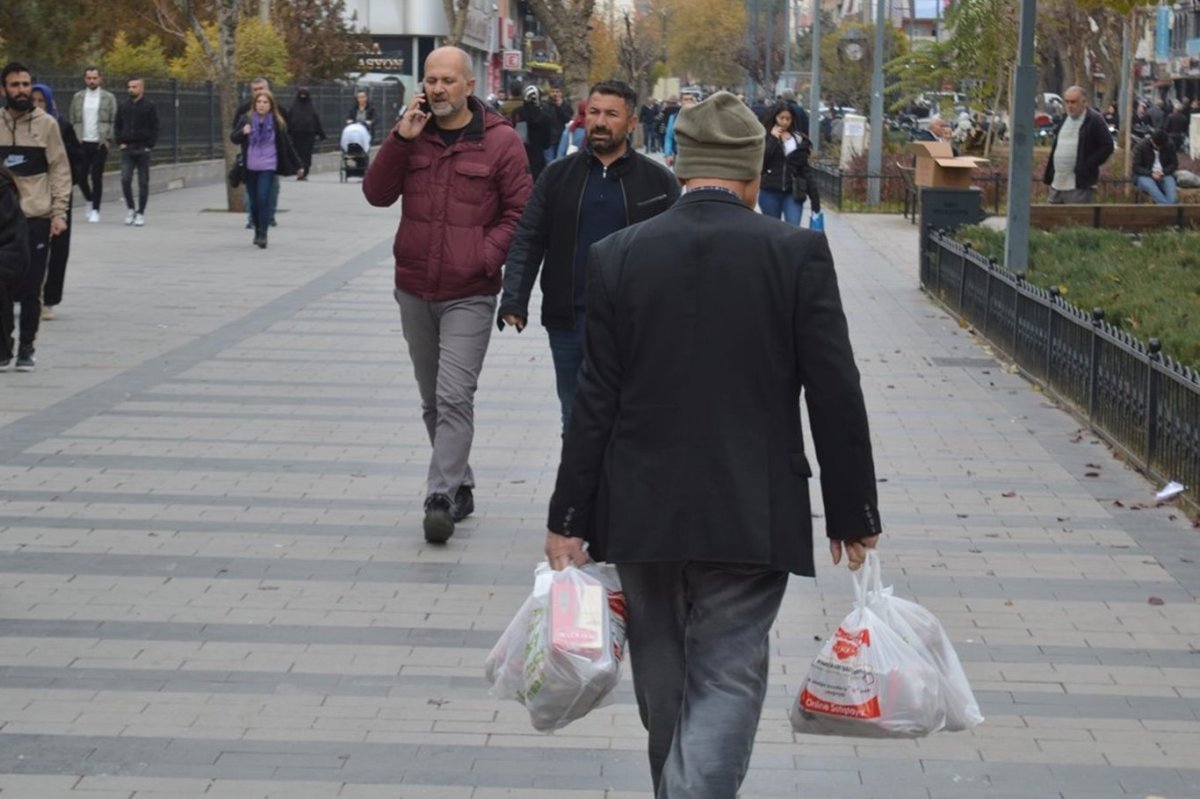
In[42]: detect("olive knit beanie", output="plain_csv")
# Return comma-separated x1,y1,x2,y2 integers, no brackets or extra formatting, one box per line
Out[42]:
673,91,765,181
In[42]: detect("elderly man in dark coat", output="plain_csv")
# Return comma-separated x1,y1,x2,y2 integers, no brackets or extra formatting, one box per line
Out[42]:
543,91,882,798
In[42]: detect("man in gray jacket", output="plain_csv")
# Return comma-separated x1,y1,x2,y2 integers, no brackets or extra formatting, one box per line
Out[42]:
70,66,117,223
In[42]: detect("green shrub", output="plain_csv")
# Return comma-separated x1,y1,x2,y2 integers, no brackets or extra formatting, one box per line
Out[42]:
954,225,1200,370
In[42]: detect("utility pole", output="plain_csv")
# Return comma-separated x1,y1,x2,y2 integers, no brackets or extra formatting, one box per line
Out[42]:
1004,0,1037,271
784,0,793,76
809,0,822,151
867,0,885,204
765,0,775,95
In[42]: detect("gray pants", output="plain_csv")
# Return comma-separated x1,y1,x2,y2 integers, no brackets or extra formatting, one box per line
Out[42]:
394,289,496,498
617,562,789,799
1047,186,1094,204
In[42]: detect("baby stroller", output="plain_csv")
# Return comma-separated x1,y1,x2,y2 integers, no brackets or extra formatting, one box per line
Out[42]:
339,122,371,182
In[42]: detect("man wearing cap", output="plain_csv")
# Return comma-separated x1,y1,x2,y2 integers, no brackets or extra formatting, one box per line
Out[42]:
509,85,552,179
543,91,881,797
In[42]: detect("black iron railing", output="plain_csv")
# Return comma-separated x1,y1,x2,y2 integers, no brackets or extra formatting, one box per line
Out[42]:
921,230,1200,507
36,74,407,166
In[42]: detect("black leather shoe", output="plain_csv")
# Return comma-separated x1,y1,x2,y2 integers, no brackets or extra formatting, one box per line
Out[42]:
423,493,456,543
453,486,474,521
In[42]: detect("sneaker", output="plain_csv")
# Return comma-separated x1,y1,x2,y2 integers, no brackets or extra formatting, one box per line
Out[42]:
422,493,456,544
15,353,35,372
0,357,10,372
453,485,474,521
87,208,100,224
134,213,145,227
125,209,136,225
40,305,55,320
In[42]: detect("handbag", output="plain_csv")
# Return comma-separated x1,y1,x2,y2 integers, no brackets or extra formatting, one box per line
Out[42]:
228,152,245,189
809,211,825,232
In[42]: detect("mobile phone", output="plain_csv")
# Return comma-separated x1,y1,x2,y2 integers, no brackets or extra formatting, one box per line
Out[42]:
418,95,432,115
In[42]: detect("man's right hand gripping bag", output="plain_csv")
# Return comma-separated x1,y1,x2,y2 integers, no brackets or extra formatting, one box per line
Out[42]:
790,552,981,738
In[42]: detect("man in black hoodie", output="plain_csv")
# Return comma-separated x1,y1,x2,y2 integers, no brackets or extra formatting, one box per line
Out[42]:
499,80,679,433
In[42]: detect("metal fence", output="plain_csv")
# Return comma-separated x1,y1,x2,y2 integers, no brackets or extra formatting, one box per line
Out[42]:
921,230,1200,508
36,73,408,165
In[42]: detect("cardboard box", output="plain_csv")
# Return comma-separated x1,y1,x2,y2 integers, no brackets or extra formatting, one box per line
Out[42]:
909,142,988,189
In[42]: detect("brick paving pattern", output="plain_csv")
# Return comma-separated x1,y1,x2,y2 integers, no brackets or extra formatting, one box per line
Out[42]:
0,171,1197,798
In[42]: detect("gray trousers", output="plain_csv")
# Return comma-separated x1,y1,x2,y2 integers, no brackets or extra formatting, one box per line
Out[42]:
1047,186,1094,204
617,562,789,799
394,289,496,498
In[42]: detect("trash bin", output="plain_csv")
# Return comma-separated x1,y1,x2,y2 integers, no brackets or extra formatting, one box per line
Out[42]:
919,187,986,279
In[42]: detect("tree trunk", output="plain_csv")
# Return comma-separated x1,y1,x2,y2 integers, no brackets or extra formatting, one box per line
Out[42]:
442,0,471,46
156,0,244,212
526,0,595,100
984,64,1006,159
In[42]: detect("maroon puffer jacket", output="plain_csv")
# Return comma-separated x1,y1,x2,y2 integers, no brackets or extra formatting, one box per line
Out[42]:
363,97,532,301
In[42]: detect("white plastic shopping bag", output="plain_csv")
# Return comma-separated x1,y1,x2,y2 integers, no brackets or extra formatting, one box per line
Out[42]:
790,552,946,738
485,562,627,732
866,567,984,731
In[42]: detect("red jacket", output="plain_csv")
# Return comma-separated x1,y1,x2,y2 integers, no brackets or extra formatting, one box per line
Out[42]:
363,97,532,300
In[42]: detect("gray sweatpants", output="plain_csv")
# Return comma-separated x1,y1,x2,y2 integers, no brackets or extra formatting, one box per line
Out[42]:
617,561,789,798
395,289,496,498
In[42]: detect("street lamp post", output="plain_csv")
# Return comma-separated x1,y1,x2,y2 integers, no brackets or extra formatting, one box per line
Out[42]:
867,0,885,205
1004,0,1037,270
809,0,822,151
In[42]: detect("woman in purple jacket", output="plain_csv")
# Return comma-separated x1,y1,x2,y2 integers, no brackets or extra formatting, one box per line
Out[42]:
231,90,304,249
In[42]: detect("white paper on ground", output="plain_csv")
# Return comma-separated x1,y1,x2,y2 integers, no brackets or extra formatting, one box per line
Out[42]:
1155,481,1185,501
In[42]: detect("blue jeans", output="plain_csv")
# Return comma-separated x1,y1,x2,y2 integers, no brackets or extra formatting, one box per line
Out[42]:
757,187,804,225
245,169,276,232
246,173,280,225
546,309,587,435
1136,175,1178,205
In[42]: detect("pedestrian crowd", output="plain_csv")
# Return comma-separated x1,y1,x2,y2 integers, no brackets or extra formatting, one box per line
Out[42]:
1,47,875,798
364,46,869,799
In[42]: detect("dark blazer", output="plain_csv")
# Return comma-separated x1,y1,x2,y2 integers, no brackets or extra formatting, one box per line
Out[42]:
1132,137,1178,179
0,170,29,287
499,147,679,330
1042,107,1114,189
547,190,881,576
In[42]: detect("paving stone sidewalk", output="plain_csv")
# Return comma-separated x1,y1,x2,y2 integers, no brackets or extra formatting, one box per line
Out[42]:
0,173,1197,799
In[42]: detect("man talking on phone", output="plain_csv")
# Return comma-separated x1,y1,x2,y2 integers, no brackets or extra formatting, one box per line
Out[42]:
364,46,532,544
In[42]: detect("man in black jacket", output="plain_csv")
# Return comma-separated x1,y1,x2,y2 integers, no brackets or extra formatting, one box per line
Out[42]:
499,79,679,433
114,78,158,226
544,91,881,797
1132,129,1179,204
1042,85,1114,204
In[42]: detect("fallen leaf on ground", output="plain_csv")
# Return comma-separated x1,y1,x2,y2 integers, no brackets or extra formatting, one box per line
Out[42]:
1001,490,1017,498
1148,597,1165,606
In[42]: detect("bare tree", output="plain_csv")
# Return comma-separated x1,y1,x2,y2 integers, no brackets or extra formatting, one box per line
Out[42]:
155,0,244,212
618,12,664,110
524,0,596,99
